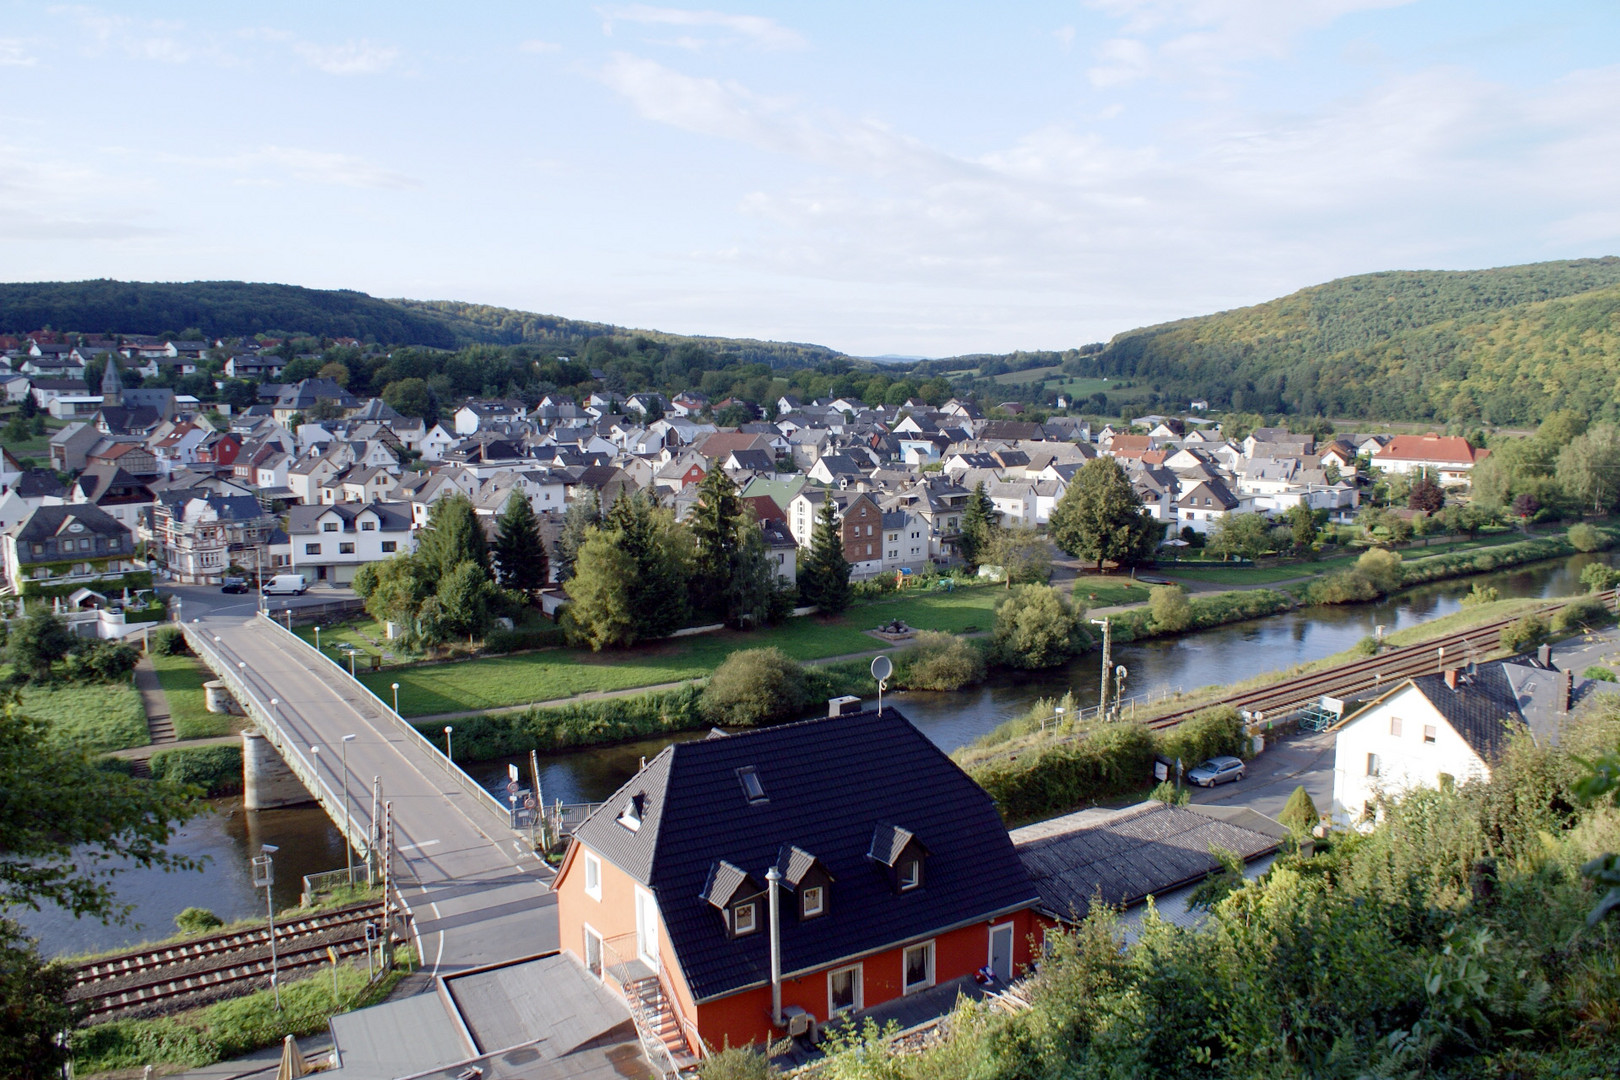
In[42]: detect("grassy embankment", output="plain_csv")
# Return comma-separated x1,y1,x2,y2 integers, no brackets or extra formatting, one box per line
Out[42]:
15,676,147,753
1157,527,1539,588
148,651,238,739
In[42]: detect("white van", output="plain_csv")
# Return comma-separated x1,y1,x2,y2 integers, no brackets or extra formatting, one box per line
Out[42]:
262,573,309,596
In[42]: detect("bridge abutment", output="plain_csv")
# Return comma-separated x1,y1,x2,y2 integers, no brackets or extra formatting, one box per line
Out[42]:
242,729,313,810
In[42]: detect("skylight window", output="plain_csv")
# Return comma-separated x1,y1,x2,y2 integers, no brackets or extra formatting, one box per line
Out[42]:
737,767,767,804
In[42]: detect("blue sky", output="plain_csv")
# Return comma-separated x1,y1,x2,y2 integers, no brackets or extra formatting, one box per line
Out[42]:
2,2,1616,356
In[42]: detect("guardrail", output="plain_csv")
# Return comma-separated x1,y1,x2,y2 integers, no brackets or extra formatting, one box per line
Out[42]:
180,623,370,861
255,611,519,838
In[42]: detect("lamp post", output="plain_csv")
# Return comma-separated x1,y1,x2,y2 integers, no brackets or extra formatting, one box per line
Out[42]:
269,697,278,720
252,844,281,1010
391,682,400,715
313,625,321,652
347,648,356,678
444,726,454,764
341,734,356,887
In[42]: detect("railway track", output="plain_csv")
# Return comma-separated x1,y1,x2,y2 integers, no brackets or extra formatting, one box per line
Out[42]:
70,901,387,1021
1141,588,1618,731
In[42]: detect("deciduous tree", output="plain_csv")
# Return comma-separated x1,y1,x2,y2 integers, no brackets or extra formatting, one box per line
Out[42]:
1048,457,1163,570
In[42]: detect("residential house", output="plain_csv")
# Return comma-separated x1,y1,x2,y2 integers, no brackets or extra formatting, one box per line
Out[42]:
150,492,279,585
1371,434,1488,486
50,421,103,472
69,466,156,532
288,502,415,585
554,707,1044,1055
1,503,139,596
1175,478,1244,535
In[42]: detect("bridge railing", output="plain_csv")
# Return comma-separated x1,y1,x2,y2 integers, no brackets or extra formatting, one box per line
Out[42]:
254,611,517,838
179,623,370,859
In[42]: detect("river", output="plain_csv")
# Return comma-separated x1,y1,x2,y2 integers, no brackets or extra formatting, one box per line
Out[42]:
21,549,1614,957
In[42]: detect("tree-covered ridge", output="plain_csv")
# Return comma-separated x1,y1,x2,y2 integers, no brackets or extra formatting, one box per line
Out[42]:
0,280,462,347
1090,257,1620,424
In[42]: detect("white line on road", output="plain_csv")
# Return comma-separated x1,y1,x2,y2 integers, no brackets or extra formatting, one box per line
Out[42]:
430,902,441,917
396,840,442,852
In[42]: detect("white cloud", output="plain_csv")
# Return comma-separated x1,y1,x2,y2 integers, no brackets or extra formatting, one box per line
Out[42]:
598,5,807,51
197,146,420,190
50,6,199,64
0,39,38,66
0,146,163,241
519,39,562,53
293,39,399,75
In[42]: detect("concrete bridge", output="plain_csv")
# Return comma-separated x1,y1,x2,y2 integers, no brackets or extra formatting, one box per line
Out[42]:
180,611,559,976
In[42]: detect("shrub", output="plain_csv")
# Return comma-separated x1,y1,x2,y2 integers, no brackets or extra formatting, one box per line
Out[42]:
150,626,189,656
991,585,1083,670
1149,780,1189,806
1158,705,1246,766
1460,582,1499,607
1567,522,1605,552
1305,569,1381,605
1147,584,1192,633
1353,635,1379,656
1500,614,1550,654
700,648,808,727
1552,595,1612,633
698,1046,774,1080
896,631,985,691
148,745,244,796
481,624,567,654
174,907,224,934
81,640,139,681
1278,785,1320,835
1355,547,1404,593
1585,666,1618,682
1581,563,1620,593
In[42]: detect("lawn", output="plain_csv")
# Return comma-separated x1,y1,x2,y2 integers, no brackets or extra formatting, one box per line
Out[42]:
358,584,1007,717
294,618,420,664
19,679,148,752
1157,529,1543,588
150,652,238,739
1068,574,1157,607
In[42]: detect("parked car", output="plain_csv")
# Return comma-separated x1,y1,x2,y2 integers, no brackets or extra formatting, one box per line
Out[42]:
220,577,250,594
1187,756,1246,787
262,573,309,596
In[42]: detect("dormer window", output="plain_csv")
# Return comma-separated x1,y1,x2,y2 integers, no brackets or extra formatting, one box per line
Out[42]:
802,885,825,918
869,824,929,895
732,901,758,935
899,859,921,891
617,793,645,832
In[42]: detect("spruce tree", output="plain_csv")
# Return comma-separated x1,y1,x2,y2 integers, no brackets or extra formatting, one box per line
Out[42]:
690,468,744,612
606,489,692,639
554,489,602,583
416,493,489,583
800,497,853,613
959,481,998,568
493,491,548,596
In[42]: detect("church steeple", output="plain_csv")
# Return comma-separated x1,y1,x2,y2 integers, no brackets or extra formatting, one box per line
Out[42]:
100,357,124,407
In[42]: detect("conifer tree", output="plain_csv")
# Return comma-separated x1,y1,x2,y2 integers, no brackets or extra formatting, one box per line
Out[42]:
554,489,602,583
415,493,489,583
959,480,998,568
493,491,548,596
800,497,853,613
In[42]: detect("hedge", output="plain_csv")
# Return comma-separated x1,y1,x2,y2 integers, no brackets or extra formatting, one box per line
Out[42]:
966,706,1246,822
1108,589,1295,643
148,744,244,796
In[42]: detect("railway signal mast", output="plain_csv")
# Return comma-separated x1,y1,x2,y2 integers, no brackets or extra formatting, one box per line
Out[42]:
252,844,281,1010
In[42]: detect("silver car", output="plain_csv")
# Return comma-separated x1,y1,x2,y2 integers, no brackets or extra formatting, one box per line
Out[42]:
1188,756,1246,787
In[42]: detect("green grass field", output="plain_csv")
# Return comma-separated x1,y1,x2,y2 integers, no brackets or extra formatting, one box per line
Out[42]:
357,584,1007,716
1158,529,1536,587
20,679,148,752
149,652,237,739
1069,574,1161,606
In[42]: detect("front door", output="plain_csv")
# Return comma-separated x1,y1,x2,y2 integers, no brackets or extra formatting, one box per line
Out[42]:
635,886,660,970
989,923,1014,983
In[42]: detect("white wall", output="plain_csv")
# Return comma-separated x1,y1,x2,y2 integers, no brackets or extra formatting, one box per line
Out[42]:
1331,686,1490,825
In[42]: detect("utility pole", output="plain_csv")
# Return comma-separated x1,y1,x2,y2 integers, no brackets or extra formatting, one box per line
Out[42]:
1090,618,1112,717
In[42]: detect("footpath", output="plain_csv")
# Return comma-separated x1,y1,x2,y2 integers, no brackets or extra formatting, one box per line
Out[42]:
113,657,242,767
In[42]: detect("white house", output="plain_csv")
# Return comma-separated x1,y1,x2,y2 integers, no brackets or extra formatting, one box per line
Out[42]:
419,424,457,461
1371,434,1488,486
288,502,416,586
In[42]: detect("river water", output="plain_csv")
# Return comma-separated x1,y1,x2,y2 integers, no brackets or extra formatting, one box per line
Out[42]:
22,549,1614,956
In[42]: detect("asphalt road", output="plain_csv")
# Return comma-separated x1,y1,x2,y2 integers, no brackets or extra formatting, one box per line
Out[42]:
165,584,560,977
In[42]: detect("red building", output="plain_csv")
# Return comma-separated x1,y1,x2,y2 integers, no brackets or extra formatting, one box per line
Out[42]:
554,707,1043,1063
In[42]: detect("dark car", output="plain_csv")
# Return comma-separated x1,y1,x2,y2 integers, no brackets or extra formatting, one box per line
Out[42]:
220,577,250,594
1187,755,1246,787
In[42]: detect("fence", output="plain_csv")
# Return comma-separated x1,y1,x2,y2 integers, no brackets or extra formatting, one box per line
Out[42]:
260,597,368,627
301,867,368,907
256,610,519,839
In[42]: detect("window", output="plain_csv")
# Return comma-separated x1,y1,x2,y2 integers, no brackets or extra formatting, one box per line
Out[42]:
902,941,934,994
1423,725,1437,744
737,767,767,804
381,541,397,553
732,901,758,935
339,542,355,554
31,543,42,555
828,964,862,1015
584,926,604,977
361,521,376,531
899,858,921,891
305,543,321,555
1366,752,1381,777
802,885,825,918
584,852,602,900
322,521,338,532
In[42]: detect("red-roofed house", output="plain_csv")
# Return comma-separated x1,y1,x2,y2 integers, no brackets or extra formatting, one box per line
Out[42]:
1371,434,1489,486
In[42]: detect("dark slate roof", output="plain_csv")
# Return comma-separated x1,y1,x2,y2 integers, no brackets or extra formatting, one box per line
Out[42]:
572,708,1040,1003
10,502,126,542
701,860,762,908
15,468,66,498
775,845,832,888
1407,665,1529,762
1012,802,1283,922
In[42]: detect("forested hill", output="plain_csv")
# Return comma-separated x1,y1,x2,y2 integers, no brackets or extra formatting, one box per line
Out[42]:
1088,257,1620,424
0,280,849,369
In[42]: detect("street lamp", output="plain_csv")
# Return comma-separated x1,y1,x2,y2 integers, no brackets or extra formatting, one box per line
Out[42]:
252,844,281,1010
444,726,454,764
269,697,278,720
341,734,357,887
313,625,321,652
391,682,400,715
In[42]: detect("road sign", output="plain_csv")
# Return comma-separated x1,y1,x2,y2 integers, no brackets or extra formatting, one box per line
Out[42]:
508,763,519,783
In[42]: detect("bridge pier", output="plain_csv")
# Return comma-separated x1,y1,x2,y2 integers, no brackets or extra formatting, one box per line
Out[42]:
242,730,314,810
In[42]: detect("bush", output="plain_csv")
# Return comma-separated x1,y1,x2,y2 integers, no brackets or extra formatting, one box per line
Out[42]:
150,626,189,656
174,907,224,934
1305,568,1381,605
1581,563,1620,593
1551,595,1612,633
1278,785,1320,835
1147,584,1192,633
1355,547,1404,593
1584,666,1617,682
1567,522,1605,551
1149,780,1189,806
1500,614,1550,654
148,745,243,796
990,585,1082,670
481,624,567,654
1353,635,1379,656
700,648,808,727
1460,582,1499,607
73,640,139,681
895,631,985,691
1158,705,1246,766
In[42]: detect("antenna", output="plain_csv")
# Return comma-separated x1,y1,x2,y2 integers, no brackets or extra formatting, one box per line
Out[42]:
871,655,893,714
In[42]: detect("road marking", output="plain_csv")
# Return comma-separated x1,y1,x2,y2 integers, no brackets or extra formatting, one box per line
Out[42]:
432,930,445,978
430,902,441,918
396,840,441,852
